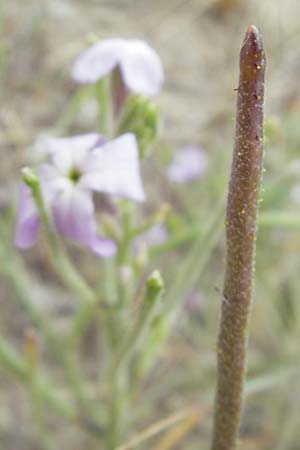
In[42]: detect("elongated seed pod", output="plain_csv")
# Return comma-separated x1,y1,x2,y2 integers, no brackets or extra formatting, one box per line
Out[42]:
211,25,266,450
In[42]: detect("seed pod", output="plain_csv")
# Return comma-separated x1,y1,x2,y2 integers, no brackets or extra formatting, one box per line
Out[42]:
211,25,266,450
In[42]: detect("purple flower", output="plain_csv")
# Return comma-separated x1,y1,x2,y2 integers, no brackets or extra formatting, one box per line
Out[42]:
183,291,205,313
133,224,168,252
166,146,208,183
72,39,164,97
15,133,145,257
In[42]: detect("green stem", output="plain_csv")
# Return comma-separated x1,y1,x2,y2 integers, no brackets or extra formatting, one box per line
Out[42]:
97,77,113,136
116,201,135,309
135,204,224,378
108,365,129,450
28,367,55,450
113,271,164,374
107,271,164,449
165,204,224,313
55,86,94,133
0,230,101,431
100,258,120,350
27,177,97,305
0,335,105,437
68,258,118,349
0,248,61,355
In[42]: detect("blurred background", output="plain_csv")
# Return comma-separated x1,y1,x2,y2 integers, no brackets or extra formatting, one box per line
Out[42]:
1,1,300,449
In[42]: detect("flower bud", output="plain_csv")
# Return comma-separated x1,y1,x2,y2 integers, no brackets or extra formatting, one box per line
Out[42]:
118,94,160,158
21,167,40,190
145,270,164,304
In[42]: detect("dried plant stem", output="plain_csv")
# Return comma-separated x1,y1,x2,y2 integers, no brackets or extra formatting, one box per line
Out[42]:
115,407,201,450
211,25,266,450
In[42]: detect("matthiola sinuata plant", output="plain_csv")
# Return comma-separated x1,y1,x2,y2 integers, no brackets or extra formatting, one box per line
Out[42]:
0,27,267,450
7,37,169,450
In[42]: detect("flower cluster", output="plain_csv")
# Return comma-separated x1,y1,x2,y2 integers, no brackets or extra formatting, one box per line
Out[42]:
14,37,207,258
15,38,164,257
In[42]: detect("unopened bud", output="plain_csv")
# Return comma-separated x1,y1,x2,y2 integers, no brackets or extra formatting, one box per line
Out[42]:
118,94,160,158
146,270,164,302
21,167,40,190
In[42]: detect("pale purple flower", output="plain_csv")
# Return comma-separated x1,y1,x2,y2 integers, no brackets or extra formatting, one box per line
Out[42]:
72,39,164,97
133,224,168,251
167,146,208,183
15,133,145,257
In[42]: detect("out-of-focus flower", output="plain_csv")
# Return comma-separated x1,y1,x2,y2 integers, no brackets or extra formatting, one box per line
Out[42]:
133,224,169,269
138,224,168,247
166,146,208,183
133,224,168,254
15,133,145,257
72,39,164,97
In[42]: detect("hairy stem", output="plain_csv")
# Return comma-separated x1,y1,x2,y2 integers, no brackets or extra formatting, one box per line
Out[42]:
211,25,266,450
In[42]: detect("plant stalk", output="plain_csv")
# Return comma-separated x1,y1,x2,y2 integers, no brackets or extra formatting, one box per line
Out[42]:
211,25,266,450
107,271,164,449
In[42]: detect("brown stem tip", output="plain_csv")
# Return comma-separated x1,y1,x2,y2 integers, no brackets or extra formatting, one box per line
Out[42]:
243,25,263,50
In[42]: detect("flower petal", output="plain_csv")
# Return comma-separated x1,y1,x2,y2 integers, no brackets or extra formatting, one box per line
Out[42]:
133,224,168,253
14,183,40,249
87,235,117,258
39,164,72,204
120,40,164,96
166,146,208,183
72,39,125,84
79,133,145,202
47,134,104,174
51,185,116,257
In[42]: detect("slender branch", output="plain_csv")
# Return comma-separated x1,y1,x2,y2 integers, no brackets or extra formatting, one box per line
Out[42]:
97,77,113,136
21,169,96,305
114,407,201,450
107,271,164,449
112,270,164,374
0,335,106,438
211,25,266,450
